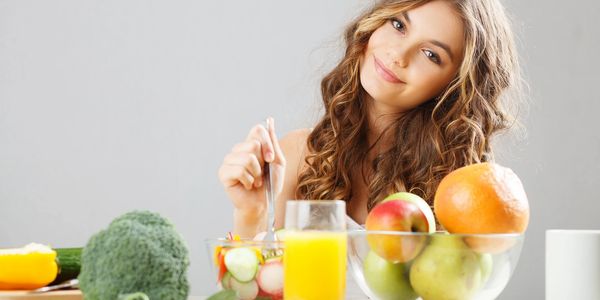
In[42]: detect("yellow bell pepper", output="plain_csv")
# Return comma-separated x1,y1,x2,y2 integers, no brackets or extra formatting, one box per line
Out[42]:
0,243,58,290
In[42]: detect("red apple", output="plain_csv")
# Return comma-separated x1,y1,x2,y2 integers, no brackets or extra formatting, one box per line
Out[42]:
381,192,436,232
365,192,436,262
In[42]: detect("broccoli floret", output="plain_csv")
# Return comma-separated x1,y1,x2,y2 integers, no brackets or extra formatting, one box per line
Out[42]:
78,210,189,300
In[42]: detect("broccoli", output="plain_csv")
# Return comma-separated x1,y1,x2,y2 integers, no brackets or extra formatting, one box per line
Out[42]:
78,210,190,300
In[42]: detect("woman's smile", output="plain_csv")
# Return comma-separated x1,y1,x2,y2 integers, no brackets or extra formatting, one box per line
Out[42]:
373,55,405,84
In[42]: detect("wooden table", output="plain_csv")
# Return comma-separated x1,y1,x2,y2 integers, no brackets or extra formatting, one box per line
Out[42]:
0,291,366,300
0,291,211,300
0,290,82,300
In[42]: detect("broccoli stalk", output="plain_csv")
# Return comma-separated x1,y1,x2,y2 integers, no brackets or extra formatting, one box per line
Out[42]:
118,292,150,300
78,210,190,300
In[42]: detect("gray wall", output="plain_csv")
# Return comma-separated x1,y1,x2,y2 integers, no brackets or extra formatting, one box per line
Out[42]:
1,1,598,298
496,0,600,299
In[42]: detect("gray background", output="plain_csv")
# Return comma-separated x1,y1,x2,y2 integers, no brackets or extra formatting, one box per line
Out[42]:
1,0,599,298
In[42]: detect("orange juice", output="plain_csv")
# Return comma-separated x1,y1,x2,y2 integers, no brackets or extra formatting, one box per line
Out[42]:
283,230,347,300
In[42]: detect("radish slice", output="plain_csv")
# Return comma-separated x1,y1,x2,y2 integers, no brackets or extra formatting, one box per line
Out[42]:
256,260,284,297
230,277,259,300
224,247,259,283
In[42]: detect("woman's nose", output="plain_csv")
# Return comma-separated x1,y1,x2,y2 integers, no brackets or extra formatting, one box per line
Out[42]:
393,51,409,68
391,45,410,68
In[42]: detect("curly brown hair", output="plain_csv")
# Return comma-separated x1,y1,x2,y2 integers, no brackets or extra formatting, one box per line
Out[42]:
296,0,523,211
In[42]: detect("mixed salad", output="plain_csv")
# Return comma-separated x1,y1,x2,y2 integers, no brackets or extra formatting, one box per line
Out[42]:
208,233,284,300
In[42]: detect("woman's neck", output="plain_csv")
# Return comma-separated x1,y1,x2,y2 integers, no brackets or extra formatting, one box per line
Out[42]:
365,97,403,152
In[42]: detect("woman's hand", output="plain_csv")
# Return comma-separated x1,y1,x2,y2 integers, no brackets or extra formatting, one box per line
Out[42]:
218,118,286,237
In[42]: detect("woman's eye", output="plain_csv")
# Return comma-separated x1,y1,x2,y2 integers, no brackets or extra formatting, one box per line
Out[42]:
423,49,441,65
390,18,406,33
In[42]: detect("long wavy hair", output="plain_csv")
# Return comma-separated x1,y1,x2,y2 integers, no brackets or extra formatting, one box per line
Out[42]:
296,0,523,210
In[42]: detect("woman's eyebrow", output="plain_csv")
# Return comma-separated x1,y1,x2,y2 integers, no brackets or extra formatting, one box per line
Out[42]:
402,11,411,24
402,10,456,62
429,40,455,62
429,40,454,60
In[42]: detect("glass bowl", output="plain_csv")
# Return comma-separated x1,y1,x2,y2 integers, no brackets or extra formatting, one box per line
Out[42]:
347,230,524,300
205,238,284,300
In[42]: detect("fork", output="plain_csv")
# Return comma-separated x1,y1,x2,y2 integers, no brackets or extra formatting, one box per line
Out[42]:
263,118,276,242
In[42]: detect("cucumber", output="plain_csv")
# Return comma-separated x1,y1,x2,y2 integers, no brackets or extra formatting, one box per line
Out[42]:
229,277,259,300
50,248,82,285
221,272,233,290
224,248,259,283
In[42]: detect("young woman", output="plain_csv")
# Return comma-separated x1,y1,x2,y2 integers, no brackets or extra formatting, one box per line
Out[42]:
218,0,522,238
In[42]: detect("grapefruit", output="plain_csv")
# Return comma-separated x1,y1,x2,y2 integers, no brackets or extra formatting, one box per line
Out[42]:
434,162,529,253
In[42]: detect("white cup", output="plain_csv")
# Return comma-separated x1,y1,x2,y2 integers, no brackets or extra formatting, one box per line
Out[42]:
546,229,600,300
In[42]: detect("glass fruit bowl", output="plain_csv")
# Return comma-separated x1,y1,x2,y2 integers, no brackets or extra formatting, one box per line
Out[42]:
205,238,284,300
347,230,524,300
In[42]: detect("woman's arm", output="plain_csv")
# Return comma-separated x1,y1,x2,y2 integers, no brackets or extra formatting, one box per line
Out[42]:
219,119,286,238
220,123,310,239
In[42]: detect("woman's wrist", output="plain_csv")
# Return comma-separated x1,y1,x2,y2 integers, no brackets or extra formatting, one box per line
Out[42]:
233,207,267,239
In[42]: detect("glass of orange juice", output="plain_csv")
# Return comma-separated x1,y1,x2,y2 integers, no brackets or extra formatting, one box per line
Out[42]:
283,200,347,300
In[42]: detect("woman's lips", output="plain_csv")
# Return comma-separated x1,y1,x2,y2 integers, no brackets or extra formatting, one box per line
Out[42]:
374,56,404,84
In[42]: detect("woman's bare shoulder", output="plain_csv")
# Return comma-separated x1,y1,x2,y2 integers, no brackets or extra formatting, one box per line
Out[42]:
280,128,312,146
279,128,312,165
274,128,313,228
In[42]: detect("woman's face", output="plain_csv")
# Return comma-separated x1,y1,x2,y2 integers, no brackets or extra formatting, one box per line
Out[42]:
360,0,465,113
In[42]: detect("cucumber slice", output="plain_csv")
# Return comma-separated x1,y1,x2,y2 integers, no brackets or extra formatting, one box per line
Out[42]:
224,247,259,283
221,272,233,290
230,278,259,300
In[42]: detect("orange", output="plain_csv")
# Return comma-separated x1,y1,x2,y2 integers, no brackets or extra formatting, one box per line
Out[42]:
434,162,530,253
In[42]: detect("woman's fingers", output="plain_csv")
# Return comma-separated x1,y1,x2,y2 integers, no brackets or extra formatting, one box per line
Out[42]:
218,119,284,193
221,152,264,188
231,139,263,164
246,123,275,163
218,164,256,190
267,117,286,166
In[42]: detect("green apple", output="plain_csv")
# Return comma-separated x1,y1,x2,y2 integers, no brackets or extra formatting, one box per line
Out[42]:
381,192,436,233
363,250,418,300
409,234,483,300
479,253,493,284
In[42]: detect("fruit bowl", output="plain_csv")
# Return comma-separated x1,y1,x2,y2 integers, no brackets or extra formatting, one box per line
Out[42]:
205,238,284,300
347,230,524,300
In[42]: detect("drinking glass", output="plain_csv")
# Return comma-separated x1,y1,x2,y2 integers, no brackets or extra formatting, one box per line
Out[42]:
283,200,347,300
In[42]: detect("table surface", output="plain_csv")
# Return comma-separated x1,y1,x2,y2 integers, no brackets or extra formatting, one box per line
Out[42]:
0,290,367,300
0,290,82,300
